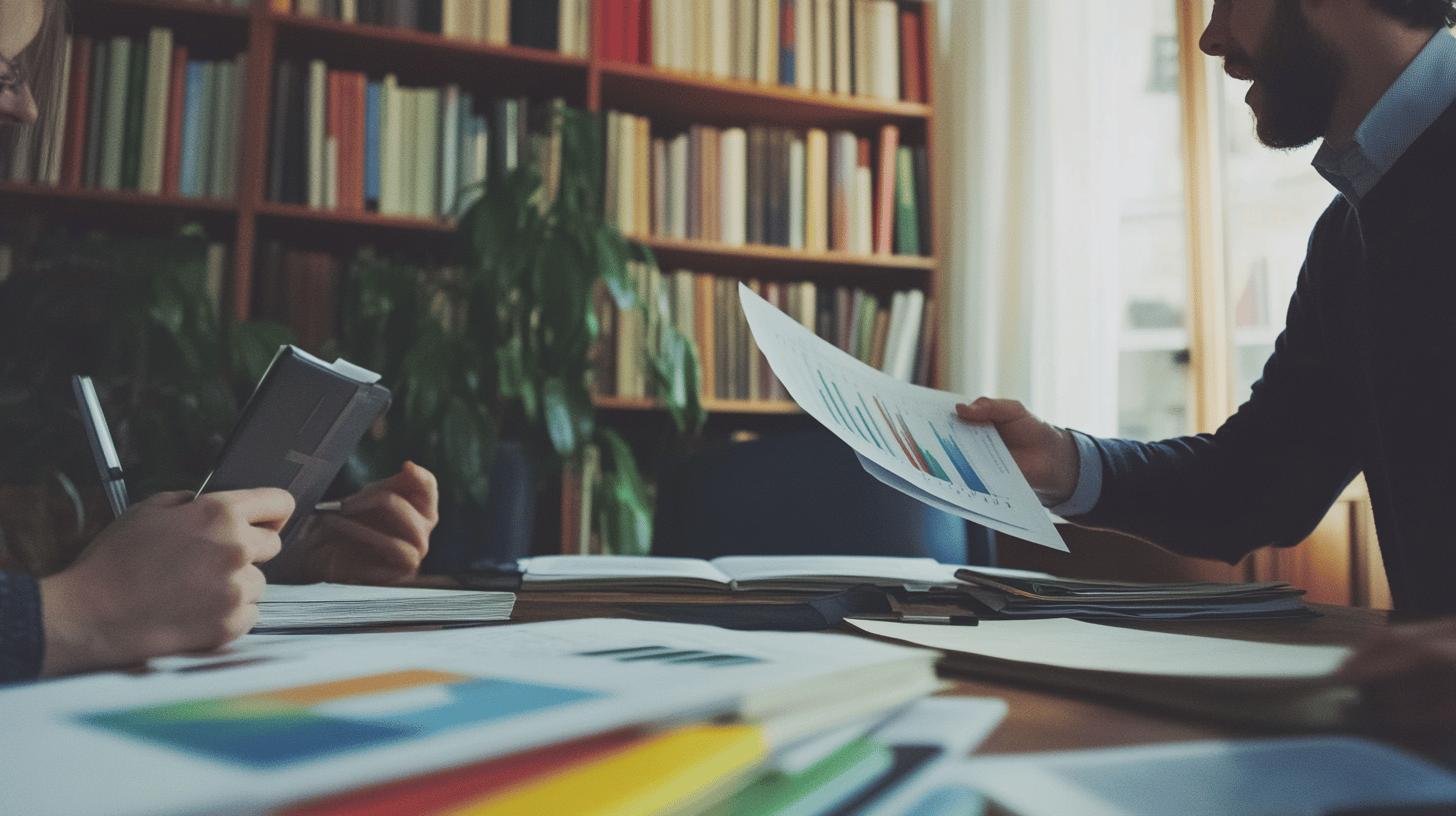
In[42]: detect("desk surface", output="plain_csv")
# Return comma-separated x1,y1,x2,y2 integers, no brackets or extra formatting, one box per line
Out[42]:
510,593,1399,756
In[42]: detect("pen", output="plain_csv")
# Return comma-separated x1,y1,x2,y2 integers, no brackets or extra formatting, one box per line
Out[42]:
314,501,343,512
71,375,129,520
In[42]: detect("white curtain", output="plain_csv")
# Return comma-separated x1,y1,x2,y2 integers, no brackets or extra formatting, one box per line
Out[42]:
934,0,1124,436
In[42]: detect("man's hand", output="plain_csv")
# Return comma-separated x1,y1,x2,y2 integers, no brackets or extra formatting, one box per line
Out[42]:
955,397,1080,507
287,461,439,585
38,488,295,676
1336,618,1456,737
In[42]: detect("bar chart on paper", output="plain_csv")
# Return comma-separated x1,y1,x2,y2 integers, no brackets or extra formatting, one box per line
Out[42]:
741,285,1066,551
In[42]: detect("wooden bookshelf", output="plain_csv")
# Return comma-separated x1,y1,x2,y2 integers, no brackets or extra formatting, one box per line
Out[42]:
594,395,803,416
19,0,942,551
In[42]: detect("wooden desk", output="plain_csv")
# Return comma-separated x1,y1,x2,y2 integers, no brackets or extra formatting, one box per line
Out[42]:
510,594,1418,757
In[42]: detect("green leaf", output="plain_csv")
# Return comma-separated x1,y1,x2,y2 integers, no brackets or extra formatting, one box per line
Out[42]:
541,377,577,457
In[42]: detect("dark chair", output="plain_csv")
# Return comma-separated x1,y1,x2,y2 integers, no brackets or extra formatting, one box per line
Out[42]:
652,429,995,564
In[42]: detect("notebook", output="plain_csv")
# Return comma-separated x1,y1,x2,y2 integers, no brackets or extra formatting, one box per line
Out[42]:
256,583,515,631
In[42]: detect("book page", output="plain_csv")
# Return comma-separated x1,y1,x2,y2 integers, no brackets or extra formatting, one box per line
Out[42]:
738,284,1067,552
711,555,960,588
520,555,732,585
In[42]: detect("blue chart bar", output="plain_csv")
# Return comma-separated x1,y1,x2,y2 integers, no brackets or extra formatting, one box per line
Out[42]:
933,425,991,495
832,381,875,445
857,394,893,452
854,405,887,452
817,372,854,433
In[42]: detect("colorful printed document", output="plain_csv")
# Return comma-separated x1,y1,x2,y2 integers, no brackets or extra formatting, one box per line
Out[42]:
0,619,937,816
739,284,1067,551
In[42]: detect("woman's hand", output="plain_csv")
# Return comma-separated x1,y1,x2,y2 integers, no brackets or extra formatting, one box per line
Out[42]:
285,462,439,585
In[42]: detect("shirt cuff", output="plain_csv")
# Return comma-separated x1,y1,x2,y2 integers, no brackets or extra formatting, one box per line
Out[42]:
1048,430,1104,518
0,571,44,683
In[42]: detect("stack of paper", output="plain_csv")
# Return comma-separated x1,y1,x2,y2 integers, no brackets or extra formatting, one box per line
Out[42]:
848,618,1357,728
256,583,516,631
1,619,944,815
954,569,1310,621
513,555,1310,622
517,554,965,593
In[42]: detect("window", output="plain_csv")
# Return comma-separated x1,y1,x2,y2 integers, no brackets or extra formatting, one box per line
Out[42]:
1114,0,1195,441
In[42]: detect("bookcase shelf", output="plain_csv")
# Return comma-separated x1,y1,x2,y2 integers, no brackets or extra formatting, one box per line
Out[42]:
255,202,455,235
594,396,803,416
270,13,591,93
598,61,932,129
641,236,936,278
19,0,941,554
0,182,237,223
77,0,252,23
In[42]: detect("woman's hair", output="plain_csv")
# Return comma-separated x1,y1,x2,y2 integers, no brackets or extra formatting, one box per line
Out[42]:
4,0,70,167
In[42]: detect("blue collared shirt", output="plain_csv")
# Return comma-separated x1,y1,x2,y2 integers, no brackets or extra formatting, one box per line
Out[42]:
1052,30,1456,519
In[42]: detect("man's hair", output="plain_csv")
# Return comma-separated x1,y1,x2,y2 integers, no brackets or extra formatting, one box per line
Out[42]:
1369,0,1456,28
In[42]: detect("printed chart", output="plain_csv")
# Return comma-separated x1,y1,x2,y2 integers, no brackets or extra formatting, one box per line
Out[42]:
83,670,600,768
740,285,1065,551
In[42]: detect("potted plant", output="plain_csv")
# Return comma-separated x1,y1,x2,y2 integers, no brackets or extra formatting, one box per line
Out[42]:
336,106,703,566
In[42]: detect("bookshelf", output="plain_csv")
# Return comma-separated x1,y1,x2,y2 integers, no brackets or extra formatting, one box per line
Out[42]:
13,0,941,551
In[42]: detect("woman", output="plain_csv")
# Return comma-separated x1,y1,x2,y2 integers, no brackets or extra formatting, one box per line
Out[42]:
0,0,439,681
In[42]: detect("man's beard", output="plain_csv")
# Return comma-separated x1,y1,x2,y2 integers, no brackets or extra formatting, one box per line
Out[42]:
1234,2,1343,149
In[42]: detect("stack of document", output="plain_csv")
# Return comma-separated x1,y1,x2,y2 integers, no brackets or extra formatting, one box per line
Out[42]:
848,617,1357,728
512,555,1310,622
2,619,961,815
953,569,1310,621
256,583,516,631
517,554,967,593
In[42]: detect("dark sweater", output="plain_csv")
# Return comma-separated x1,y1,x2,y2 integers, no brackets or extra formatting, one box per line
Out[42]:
1073,100,1456,616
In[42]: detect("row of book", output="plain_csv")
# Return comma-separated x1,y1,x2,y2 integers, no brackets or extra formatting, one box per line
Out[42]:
598,268,932,402
276,0,591,56
254,240,341,354
600,0,926,102
5,31,243,199
606,112,929,256
268,60,563,217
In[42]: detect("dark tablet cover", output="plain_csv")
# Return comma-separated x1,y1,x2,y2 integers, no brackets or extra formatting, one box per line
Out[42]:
197,346,391,545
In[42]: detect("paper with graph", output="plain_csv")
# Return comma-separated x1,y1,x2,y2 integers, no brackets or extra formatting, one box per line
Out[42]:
739,284,1067,552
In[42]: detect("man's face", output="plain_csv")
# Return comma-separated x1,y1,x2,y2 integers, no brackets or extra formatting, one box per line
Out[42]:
1201,0,1343,148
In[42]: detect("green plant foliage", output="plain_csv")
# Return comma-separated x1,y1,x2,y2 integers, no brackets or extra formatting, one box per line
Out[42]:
0,224,293,498
337,106,703,554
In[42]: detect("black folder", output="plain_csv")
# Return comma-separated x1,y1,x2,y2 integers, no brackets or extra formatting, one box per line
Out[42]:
196,346,391,544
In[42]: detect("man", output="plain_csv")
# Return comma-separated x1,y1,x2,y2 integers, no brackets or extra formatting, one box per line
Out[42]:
960,0,1456,734
0,0,439,681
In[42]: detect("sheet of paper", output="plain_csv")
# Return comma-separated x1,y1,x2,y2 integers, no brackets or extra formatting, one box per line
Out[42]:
1,620,935,816
520,555,732,584
953,737,1456,816
846,617,1351,679
739,284,1067,552
256,583,515,630
261,583,487,603
711,555,962,588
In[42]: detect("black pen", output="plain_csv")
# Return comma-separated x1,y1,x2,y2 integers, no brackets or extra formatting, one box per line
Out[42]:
71,375,129,520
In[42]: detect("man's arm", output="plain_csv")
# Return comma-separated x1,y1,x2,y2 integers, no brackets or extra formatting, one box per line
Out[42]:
0,571,43,682
960,225,1359,562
